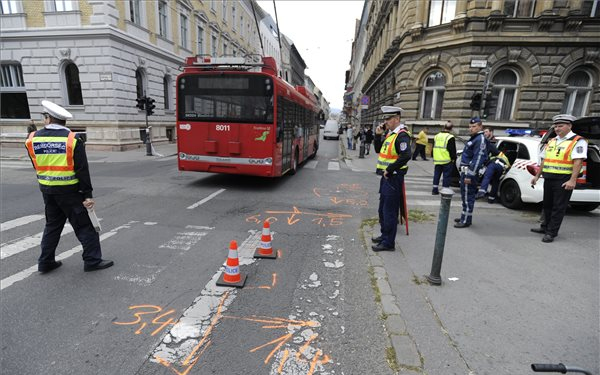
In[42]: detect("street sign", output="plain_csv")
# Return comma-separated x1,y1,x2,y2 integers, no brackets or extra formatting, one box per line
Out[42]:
470,60,487,68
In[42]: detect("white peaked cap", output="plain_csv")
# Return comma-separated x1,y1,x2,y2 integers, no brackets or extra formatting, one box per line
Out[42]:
552,114,576,124
381,105,403,115
41,100,73,120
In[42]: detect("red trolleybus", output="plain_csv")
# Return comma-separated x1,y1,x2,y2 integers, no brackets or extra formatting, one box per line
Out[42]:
176,56,320,177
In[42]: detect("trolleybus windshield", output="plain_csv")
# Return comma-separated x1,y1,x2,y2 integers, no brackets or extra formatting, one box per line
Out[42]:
178,74,273,123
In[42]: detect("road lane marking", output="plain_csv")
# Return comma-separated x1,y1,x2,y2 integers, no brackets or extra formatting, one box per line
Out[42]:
0,214,44,232
0,221,136,291
186,189,226,210
327,161,339,171
1,224,74,260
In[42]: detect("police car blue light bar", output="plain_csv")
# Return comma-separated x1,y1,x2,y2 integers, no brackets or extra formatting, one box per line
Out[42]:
505,128,532,136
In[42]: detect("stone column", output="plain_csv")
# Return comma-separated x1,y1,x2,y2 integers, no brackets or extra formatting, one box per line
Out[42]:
455,0,468,18
490,0,503,13
413,0,425,28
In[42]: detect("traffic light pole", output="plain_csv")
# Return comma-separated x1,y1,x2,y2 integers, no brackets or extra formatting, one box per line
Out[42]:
145,111,152,156
479,64,491,117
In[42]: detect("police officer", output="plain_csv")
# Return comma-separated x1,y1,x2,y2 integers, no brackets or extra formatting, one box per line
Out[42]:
530,114,587,243
476,151,511,203
432,121,456,195
25,100,114,273
371,106,412,251
454,117,491,228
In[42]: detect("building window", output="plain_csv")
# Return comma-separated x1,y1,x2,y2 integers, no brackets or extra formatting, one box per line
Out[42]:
420,71,446,119
129,0,141,24
136,68,145,100
489,69,518,120
231,3,236,29
504,0,536,17
211,34,217,57
1,0,19,14
222,1,227,21
428,0,457,27
582,0,600,17
180,13,188,49
0,63,30,119
50,0,74,12
223,42,227,56
240,14,244,36
163,75,171,110
210,0,215,12
197,24,205,54
64,62,83,105
158,0,168,38
561,70,592,117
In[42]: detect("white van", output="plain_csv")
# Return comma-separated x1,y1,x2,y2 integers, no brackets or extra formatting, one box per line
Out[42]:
323,120,340,140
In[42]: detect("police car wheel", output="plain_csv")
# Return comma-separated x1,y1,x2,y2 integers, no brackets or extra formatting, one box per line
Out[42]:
500,179,523,209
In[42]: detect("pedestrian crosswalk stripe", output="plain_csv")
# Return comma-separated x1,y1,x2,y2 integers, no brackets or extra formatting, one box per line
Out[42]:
0,161,31,169
1,215,44,232
0,221,135,290
328,161,340,171
0,224,74,260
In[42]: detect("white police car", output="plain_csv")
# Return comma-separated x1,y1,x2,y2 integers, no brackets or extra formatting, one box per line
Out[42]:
497,117,600,211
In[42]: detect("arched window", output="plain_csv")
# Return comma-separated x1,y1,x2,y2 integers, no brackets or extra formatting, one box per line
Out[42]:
163,75,171,110
420,71,446,119
136,68,145,100
64,62,83,105
488,69,518,120
561,70,592,117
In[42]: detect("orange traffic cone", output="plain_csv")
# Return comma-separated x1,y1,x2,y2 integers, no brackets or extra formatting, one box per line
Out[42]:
254,221,277,259
216,240,247,288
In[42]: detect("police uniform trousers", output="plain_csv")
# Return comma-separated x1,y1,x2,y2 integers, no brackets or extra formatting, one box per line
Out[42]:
40,192,102,267
378,172,405,248
479,162,504,199
542,174,573,237
433,163,453,189
459,173,479,224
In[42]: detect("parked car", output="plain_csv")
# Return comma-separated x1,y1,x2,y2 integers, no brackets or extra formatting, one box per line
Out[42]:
323,120,340,140
497,117,600,211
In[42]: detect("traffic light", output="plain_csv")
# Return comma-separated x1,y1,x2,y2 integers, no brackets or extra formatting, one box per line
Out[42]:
483,94,497,119
145,97,156,116
136,97,145,111
470,93,482,110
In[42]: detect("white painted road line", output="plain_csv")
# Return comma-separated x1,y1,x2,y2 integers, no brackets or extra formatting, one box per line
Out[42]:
328,161,340,171
1,224,74,260
187,189,226,210
0,221,136,291
1,214,44,232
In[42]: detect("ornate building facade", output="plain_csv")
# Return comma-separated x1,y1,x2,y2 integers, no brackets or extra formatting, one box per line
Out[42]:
347,0,600,134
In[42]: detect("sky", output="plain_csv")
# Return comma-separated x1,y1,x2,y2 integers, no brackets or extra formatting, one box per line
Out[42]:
256,1,365,110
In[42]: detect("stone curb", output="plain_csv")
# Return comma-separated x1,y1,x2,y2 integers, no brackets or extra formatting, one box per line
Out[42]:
362,226,424,374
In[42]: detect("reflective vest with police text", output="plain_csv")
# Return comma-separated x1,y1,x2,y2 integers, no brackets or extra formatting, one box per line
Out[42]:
376,129,410,172
542,135,585,175
25,131,79,186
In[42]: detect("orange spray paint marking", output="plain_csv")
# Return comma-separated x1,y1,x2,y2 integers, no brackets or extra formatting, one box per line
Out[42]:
307,350,323,375
114,305,162,326
135,322,147,334
277,349,290,374
154,340,211,375
296,333,318,359
271,273,277,288
249,333,293,365
151,309,177,336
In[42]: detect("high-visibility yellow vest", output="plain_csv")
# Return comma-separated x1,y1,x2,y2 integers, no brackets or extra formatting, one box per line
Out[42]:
25,132,79,186
376,130,410,172
542,135,585,175
432,132,454,165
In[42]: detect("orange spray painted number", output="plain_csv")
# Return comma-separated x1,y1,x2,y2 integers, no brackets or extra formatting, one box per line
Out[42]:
114,305,176,336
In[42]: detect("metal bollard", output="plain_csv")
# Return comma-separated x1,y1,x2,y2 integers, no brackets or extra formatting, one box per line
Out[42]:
359,143,365,158
426,187,454,285
145,126,152,156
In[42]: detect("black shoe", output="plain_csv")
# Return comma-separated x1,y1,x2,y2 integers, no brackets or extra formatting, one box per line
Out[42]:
530,227,545,234
454,218,461,223
487,198,495,204
372,243,395,251
475,191,486,200
423,159,428,161
371,236,383,244
542,234,555,243
84,260,114,272
432,189,439,195
454,222,471,228
39,261,62,274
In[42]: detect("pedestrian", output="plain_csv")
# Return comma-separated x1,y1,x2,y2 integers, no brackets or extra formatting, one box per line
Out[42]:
364,125,374,155
476,151,511,203
347,125,353,150
432,121,456,195
353,125,360,150
454,117,491,228
530,114,587,243
25,100,114,273
412,127,429,160
371,106,412,251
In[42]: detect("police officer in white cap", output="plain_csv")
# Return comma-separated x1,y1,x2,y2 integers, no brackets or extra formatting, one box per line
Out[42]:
25,100,114,273
371,106,412,251
530,114,587,243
